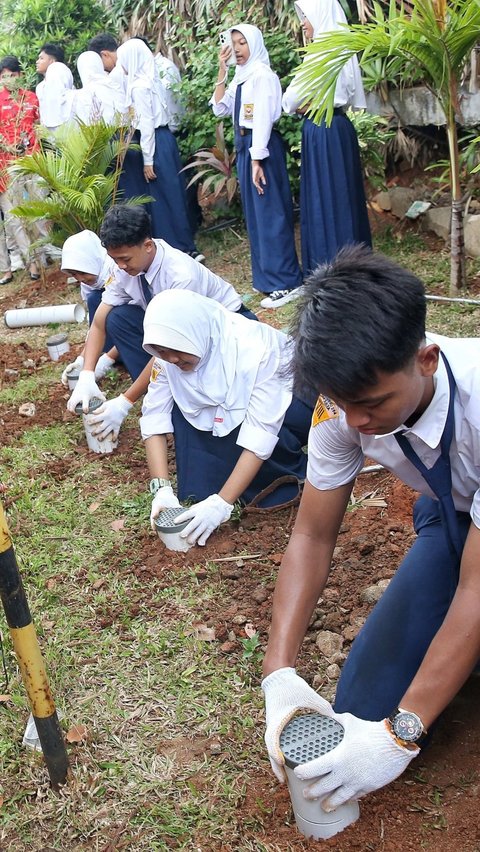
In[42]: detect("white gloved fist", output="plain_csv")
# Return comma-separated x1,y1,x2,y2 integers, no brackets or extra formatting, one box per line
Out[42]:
174,493,233,546
294,711,419,810
61,354,84,387
150,485,181,529
67,370,106,413
94,352,116,380
262,668,333,782
88,394,132,440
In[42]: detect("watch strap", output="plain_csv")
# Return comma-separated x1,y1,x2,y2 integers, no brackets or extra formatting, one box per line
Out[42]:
149,477,171,494
387,707,428,748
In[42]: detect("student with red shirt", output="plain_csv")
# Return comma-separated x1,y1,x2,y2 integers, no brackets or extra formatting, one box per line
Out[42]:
0,55,40,284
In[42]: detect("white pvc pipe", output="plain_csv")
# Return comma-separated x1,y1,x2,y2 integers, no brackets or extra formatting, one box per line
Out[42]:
4,303,86,328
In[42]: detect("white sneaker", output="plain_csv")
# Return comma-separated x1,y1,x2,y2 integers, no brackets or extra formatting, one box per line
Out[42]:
260,287,303,309
187,250,205,264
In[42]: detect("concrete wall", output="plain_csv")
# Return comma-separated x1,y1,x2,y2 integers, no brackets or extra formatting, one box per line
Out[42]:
365,86,480,127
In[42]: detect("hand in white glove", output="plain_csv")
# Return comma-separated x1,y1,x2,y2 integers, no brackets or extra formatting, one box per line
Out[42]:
88,394,132,440
174,493,233,546
262,668,333,782
67,370,105,413
61,354,84,387
294,711,419,811
150,485,181,530
94,352,116,381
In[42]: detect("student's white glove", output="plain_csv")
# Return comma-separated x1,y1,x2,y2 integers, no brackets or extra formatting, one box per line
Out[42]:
262,667,333,782
61,354,84,387
94,352,116,380
174,493,233,546
294,711,419,810
67,370,106,413
88,394,132,440
150,486,181,529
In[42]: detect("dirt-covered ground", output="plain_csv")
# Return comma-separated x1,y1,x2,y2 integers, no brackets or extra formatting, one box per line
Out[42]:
1,248,480,850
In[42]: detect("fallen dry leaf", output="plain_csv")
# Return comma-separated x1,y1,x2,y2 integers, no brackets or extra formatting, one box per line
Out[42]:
92,578,105,590
192,623,216,642
110,518,125,532
244,622,257,639
0,694,12,704
88,501,100,513
66,724,88,744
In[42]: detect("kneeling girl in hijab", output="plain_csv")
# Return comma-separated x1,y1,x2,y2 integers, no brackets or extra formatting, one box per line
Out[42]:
141,290,312,545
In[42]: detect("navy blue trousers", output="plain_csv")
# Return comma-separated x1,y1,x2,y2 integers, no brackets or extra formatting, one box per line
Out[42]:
86,289,115,353
334,496,471,720
172,396,311,507
236,130,302,294
105,303,258,382
148,127,196,254
300,115,372,276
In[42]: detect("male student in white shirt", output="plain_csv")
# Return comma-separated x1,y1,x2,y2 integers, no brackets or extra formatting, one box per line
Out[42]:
67,204,255,440
35,42,74,131
262,245,480,810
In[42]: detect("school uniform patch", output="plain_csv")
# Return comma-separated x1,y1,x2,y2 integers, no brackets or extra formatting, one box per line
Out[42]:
243,103,254,120
103,274,115,288
150,359,164,382
312,395,339,426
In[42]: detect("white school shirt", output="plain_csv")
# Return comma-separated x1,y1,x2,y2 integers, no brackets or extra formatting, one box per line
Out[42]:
129,84,168,165
101,239,242,312
210,66,282,160
306,334,480,529
140,332,293,459
36,63,75,130
155,54,184,132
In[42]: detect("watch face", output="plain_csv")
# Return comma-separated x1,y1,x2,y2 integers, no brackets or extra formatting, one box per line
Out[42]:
393,711,423,742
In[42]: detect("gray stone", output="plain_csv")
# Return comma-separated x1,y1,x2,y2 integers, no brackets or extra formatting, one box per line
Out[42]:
315,630,344,659
361,579,391,604
374,190,392,211
366,86,480,127
325,663,341,680
423,206,451,240
389,187,417,219
465,214,480,258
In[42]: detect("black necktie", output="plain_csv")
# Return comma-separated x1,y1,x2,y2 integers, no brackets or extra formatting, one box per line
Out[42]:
394,353,462,561
140,273,152,305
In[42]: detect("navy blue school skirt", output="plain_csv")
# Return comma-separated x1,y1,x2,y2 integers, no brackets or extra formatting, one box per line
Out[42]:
171,396,312,508
148,126,196,254
300,114,372,276
236,129,302,294
117,130,151,205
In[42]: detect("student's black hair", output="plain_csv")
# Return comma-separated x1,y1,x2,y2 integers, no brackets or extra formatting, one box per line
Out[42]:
39,43,65,63
291,244,427,401
132,35,153,50
0,55,22,74
99,204,153,248
88,33,119,53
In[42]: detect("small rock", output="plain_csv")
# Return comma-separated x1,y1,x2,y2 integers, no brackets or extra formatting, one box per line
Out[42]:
322,588,339,602
359,542,375,556
361,578,390,604
22,359,36,369
251,586,268,604
220,640,236,653
325,663,341,680
232,614,248,625
195,569,208,580
269,552,283,565
312,674,325,690
210,740,222,754
374,190,392,211
4,368,18,376
330,651,347,665
227,630,236,641
221,568,241,580
315,630,343,659
311,618,325,631
18,403,36,417
332,546,343,560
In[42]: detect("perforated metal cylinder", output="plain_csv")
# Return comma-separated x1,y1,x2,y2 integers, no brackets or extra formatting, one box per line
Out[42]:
280,712,360,841
154,507,189,534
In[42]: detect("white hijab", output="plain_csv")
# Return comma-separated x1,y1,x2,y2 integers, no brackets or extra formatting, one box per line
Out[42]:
295,0,366,108
116,39,164,124
143,290,288,437
37,61,75,128
230,24,271,85
61,230,116,297
75,52,126,123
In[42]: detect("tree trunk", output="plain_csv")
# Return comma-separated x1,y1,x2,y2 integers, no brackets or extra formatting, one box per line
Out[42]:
446,111,466,295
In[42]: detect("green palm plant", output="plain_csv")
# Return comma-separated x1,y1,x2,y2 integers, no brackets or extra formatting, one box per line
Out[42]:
293,0,480,294
9,120,150,244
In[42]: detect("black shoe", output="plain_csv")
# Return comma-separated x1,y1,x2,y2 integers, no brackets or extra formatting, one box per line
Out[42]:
0,274,13,285
187,250,205,264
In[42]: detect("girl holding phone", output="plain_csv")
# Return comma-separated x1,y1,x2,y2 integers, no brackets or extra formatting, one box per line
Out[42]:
282,0,371,276
211,25,302,309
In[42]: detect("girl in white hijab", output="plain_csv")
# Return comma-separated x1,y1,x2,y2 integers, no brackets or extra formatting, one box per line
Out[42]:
141,290,312,545
73,51,127,125
282,0,371,276
60,230,119,385
116,39,199,257
211,25,302,308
